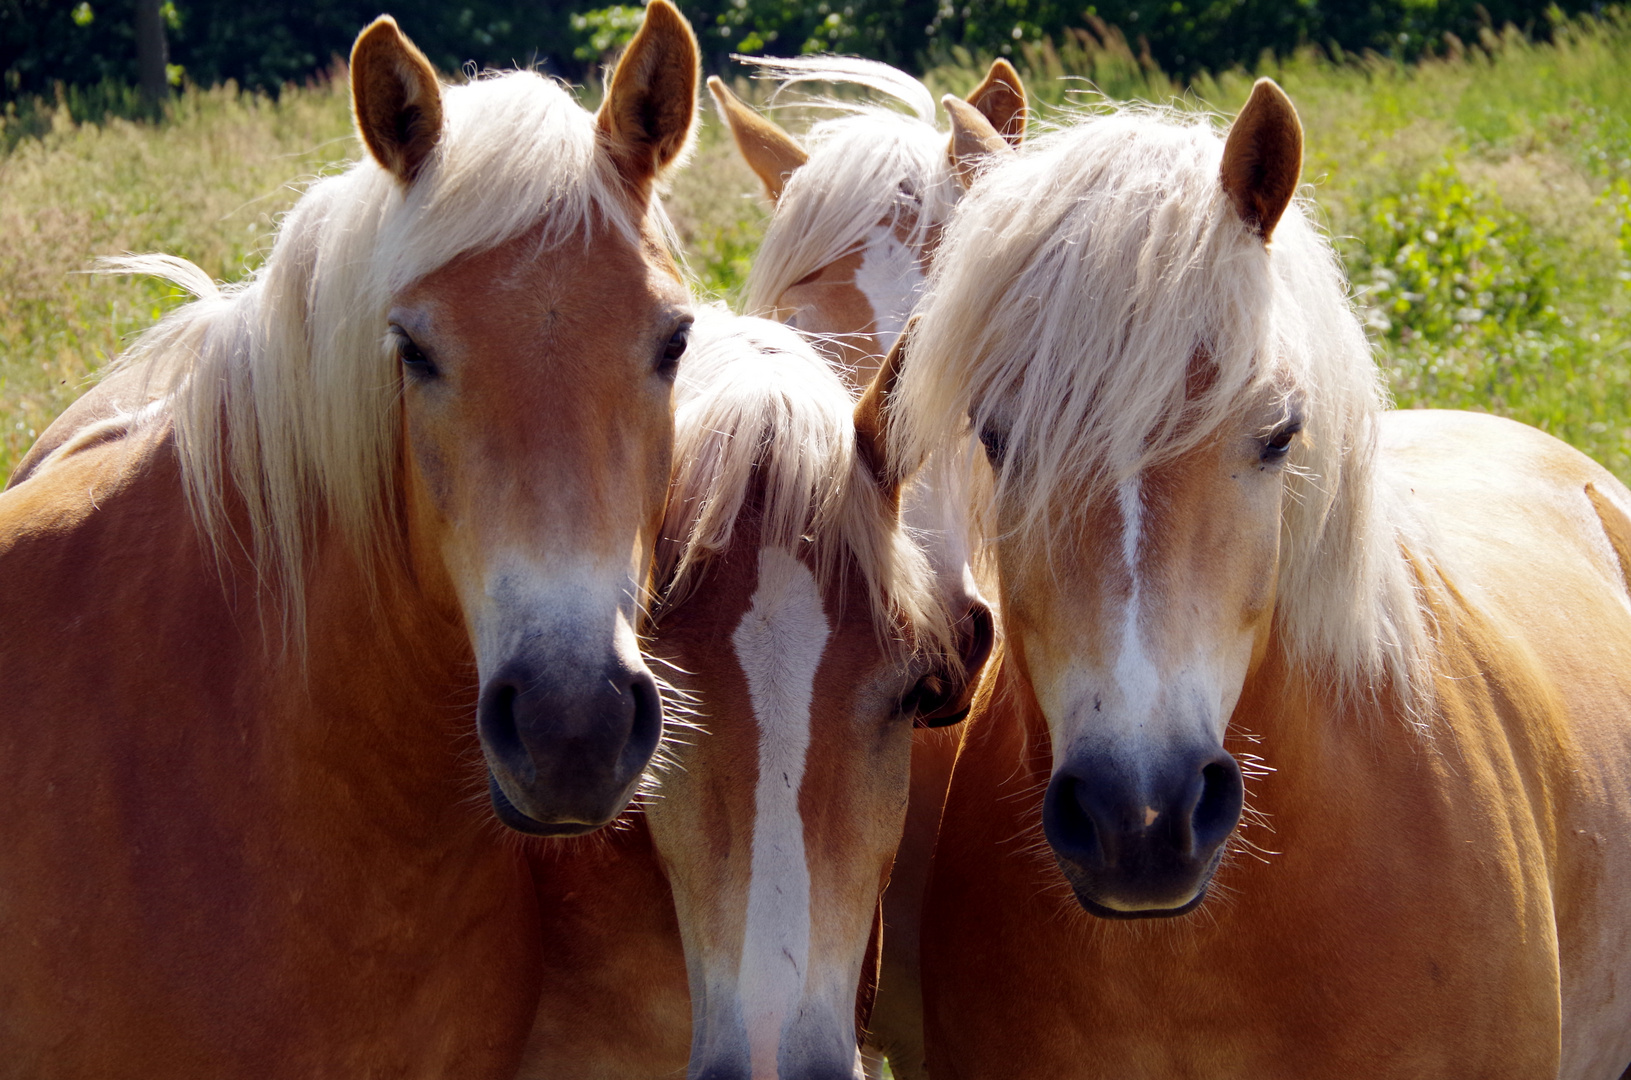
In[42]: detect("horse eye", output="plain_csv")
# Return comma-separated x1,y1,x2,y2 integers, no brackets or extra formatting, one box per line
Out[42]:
1261,421,1301,461
392,328,437,378
659,322,690,376
978,422,1007,466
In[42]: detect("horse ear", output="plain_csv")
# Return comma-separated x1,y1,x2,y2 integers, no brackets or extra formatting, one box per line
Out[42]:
707,75,808,203
350,16,444,186
1220,78,1303,243
854,321,912,497
597,0,700,199
943,95,1013,192
965,58,1026,148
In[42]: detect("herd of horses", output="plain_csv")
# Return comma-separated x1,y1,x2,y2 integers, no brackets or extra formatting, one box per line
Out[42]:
2,1,1630,1076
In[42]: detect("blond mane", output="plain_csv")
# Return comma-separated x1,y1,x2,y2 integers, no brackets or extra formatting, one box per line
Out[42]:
896,105,1434,708
740,58,959,327
99,70,645,635
656,306,950,655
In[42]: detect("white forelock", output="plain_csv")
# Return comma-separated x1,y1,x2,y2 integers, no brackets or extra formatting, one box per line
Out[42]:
896,104,1434,710
656,305,951,656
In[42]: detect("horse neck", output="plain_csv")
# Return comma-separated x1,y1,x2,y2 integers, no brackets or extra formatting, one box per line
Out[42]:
190,399,481,821
289,521,480,796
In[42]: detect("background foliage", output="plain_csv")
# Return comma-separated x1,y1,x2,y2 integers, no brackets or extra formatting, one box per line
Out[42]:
1,0,1609,108
2,8,1630,483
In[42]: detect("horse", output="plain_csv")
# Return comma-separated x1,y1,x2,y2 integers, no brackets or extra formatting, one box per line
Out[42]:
512,309,983,1078
709,57,1024,384
890,78,1631,1078
0,7,698,1074
708,61,1023,1077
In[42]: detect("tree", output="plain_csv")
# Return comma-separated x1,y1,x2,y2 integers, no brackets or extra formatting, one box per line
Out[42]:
134,0,166,109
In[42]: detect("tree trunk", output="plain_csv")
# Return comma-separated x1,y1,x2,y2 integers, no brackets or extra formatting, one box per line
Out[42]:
134,0,168,113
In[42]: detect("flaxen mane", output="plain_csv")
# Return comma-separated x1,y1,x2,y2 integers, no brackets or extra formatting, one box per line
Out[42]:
896,105,1434,708
740,58,960,331
656,306,951,655
89,71,645,632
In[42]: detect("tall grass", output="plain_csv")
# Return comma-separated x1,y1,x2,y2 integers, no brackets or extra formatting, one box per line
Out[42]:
4,12,1630,482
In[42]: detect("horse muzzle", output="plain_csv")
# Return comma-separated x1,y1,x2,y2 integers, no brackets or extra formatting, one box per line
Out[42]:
1041,743,1243,918
477,653,663,835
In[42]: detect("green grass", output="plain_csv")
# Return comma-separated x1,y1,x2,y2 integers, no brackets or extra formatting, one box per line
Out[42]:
5,12,1631,482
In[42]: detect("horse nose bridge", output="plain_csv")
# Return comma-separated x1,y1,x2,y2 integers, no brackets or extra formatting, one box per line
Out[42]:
687,993,862,1080
470,552,647,663
682,913,868,1080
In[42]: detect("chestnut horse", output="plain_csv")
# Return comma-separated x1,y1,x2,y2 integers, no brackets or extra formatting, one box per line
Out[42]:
894,80,1631,1077
0,8,698,1075
709,64,1022,1077
514,309,982,1078
710,57,1024,384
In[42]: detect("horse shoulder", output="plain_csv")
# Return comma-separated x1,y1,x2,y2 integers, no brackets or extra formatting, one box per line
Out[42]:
5,368,159,490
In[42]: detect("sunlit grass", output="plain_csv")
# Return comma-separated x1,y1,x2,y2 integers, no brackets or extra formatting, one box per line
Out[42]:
4,10,1631,482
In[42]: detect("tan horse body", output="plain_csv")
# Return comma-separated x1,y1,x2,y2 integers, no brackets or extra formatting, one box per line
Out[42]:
896,80,1631,1078
0,9,699,1073
513,312,980,1079
922,411,1631,1077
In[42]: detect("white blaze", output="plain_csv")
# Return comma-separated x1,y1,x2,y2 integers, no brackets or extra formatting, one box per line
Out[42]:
854,225,924,355
732,546,831,1076
1113,476,1161,759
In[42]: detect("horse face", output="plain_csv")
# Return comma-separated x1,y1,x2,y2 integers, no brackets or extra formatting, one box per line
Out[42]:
391,222,688,834
354,3,699,835
645,540,966,1079
774,216,927,378
994,396,1299,917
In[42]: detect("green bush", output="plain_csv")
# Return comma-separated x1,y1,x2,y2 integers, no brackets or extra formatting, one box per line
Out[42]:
1351,159,1560,351
1343,157,1631,478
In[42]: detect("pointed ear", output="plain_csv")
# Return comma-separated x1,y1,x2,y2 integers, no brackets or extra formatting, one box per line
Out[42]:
597,0,700,200
707,75,808,203
943,95,1013,192
966,58,1026,148
1220,78,1303,243
854,320,912,497
350,16,444,186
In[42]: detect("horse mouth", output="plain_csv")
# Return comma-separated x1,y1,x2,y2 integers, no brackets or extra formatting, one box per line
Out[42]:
486,773,604,837
1068,882,1210,920
1053,842,1226,920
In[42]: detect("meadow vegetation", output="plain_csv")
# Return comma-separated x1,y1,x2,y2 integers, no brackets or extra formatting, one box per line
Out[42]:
3,11,1630,482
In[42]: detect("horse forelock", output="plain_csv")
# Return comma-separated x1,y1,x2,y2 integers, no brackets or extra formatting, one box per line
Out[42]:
898,104,1435,710
102,69,653,648
655,307,953,661
743,83,959,323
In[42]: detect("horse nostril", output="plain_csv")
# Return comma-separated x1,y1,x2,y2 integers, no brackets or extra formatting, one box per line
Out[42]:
1192,755,1244,851
961,600,995,674
621,669,664,778
1044,772,1108,869
477,680,524,764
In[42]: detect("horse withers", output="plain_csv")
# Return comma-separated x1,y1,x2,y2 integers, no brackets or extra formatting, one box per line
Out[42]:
0,7,698,1074
516,310,986,1080
895,79,1631,1077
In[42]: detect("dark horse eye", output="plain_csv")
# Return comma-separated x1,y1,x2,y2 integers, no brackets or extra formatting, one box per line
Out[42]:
659,322,690,376
1261,420,1302,462
392,328,437,378
979,421,1008,466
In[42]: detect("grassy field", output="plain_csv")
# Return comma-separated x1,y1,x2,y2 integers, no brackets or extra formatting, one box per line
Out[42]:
3,13,1630,482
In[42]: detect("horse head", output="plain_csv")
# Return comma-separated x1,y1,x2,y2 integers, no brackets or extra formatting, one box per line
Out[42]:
351,6,699,834
896,80,1383,918
642,311,984,1077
